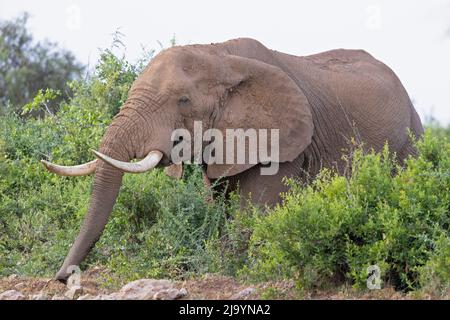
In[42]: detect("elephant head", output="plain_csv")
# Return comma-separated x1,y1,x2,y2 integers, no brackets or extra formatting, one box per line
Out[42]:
43,38,313,281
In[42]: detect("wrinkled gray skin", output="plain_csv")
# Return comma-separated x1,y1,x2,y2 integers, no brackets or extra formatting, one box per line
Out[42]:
54,38,423,281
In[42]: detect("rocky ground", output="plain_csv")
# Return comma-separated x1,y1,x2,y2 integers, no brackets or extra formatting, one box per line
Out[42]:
0,268,445,300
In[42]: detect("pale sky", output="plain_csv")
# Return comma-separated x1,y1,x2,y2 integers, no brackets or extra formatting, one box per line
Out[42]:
1,0,449,124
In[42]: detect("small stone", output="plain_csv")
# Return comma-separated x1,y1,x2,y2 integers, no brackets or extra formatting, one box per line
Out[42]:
64,285,84,300
91,266,102,273
117,279,172,300
98,294,116,300
179,288,188,297
52,295,68,300
31,292,49,300
14,282,26,290
151,291,166,300
7,274,18,281
77,294,93,300
0,290,25,300
230,287,256,300
151,287,188,300
167,288,188,300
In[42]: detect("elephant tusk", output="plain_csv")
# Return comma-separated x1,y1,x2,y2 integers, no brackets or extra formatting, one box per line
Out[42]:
41,159,98,176
92,150,163,173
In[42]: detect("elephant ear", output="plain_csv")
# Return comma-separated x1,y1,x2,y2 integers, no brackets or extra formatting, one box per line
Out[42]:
206,55,313,179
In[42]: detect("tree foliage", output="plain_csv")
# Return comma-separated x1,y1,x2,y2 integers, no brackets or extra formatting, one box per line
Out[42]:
0,13,84,115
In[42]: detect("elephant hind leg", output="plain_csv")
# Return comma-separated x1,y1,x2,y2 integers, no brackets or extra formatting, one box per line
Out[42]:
396,139,419,165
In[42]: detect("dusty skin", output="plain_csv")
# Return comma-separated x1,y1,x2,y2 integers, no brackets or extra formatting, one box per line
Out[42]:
38,38,424,282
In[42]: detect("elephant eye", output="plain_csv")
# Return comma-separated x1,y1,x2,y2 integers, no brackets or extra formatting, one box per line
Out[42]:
178,96,190,106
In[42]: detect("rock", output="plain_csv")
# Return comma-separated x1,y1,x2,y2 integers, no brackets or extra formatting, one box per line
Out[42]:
230,287,256,300
31,292,49,300
167,288,188,300
74,279,189,300
0,290,26,300
153,288,188,300
117,279,171,300
179,288,188,297
114,279,187,300
52,294,69,300
64,285,84,300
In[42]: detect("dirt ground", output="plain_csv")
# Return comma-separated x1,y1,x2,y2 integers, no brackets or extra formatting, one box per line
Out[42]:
0,268,446,300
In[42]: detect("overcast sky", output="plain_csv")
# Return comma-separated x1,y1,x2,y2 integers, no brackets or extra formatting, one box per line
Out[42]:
1,0,449,124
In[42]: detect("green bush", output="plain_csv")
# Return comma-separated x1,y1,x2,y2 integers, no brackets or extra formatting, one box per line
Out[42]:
242,132,449,293
418,235,450,295
0,44,140,275
94,166,236,283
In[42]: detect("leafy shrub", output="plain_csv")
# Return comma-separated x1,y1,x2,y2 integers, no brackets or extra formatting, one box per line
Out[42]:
242,132,449,292
96,166,238,283
418,235,450,295
0,42,147,276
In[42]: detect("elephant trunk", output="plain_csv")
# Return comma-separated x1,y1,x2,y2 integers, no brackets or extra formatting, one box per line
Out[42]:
55,127,130,282
54,97,167,282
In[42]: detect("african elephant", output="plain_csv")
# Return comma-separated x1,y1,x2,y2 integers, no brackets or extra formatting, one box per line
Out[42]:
41,38,423,281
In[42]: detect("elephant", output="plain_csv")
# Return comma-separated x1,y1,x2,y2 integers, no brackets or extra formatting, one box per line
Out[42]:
41,38,423,281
